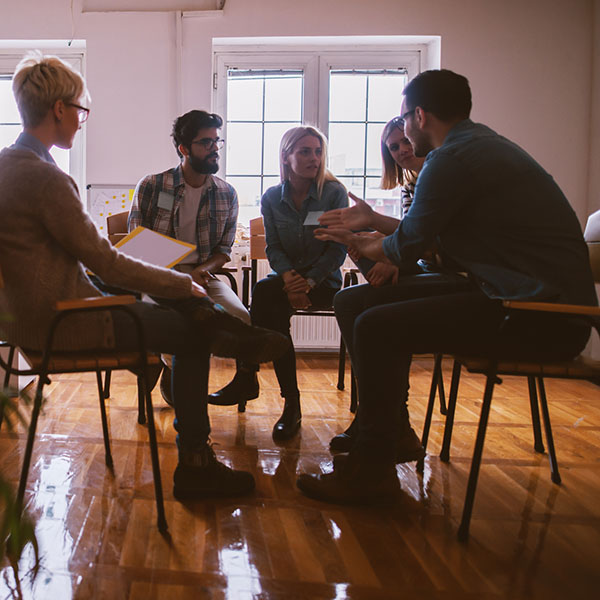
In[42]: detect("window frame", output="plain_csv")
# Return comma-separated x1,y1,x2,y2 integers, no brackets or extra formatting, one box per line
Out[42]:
212,42,425,223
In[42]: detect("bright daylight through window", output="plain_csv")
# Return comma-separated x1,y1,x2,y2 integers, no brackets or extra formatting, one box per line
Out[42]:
223,64,409,223
0,75,69,172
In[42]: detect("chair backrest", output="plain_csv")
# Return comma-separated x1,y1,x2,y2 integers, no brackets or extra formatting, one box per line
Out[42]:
249,216,266,260
107,211,129,245
584,210,600,283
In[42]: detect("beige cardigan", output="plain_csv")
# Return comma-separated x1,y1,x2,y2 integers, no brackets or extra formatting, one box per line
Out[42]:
0,147,193,351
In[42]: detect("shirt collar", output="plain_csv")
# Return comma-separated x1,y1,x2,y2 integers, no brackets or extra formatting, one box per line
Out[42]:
281,180,319,204
12,131,56,165
442,118,474,145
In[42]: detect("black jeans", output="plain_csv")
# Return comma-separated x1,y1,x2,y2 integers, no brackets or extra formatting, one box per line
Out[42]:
348,287,591,461
250,275,338,399
111,298,211,455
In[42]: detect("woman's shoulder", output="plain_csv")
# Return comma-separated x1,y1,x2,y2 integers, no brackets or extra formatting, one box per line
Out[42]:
323,179,347,194
261,182,284,203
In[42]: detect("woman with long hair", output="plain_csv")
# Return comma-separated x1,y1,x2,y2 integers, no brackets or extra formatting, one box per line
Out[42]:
249,126,348,440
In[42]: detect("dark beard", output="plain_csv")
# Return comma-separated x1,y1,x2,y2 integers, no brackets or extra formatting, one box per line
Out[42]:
189,152,219,174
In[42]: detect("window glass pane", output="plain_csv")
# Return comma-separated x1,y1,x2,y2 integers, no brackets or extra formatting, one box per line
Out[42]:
328,122,365,177
227,75,263,121
366,178,401,218
329,73,366,121
367,73,408,122
264,76,302,122
228,176,261,222
336,176,365,201
366,122,385,173
262,176,280,196
226,122,262,175
50,147,69,173
0,124,21,150
0,78,21,123
263,122,296,176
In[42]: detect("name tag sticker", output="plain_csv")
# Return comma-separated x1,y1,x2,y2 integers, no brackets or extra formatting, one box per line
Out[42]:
303,211,324,226
157,191,175,210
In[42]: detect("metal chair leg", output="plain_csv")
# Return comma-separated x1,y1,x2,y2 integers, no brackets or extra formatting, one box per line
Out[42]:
440,360,462,463
418,353,443,472
16,375,46,516
137,375,147,425
527,376,545,454
457,371,497,542
96,371,114,469
141,375,168,534
434,354,447,415
349,368,358,413
0,344,16,430
103,369,112,399
536,377,561,485
337,337,346,391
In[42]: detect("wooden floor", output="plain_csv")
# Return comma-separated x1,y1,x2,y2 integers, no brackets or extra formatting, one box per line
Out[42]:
0,355,599,599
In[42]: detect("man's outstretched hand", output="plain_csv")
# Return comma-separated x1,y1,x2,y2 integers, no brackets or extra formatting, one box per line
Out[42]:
317,191,374,231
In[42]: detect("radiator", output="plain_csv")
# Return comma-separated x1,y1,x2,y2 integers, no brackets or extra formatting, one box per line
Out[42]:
226,250,352,351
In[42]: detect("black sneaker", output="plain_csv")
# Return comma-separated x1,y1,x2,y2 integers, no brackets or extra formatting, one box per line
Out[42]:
173,444,255,499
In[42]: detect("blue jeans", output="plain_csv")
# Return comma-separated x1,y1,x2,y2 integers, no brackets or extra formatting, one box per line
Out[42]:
111,299,211,454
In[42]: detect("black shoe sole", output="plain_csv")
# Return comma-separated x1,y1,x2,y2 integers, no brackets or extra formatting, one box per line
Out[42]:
208,388,260,406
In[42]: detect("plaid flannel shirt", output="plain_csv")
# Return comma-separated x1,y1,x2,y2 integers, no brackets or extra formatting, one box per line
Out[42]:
129,165,238,264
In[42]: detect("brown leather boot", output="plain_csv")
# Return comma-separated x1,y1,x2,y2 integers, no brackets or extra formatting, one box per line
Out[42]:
297,452,400,504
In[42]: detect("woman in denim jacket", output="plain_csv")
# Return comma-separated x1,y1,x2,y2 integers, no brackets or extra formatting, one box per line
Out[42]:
250,126,348,440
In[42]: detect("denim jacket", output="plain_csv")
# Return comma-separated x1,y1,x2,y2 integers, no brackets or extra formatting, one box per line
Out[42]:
261,180,348,288
382,120,597,306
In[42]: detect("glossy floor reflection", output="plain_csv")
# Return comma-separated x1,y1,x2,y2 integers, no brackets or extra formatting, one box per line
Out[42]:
1,355,599,599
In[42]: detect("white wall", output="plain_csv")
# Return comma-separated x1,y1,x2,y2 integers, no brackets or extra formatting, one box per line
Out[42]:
0,0,596,225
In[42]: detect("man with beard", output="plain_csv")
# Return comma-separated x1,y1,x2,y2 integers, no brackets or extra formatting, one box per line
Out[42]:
129,110,259,408
296,69,597,504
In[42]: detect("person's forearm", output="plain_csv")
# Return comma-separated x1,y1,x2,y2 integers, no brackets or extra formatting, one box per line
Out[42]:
371,211,400,236
198,253,229,273
355,236,389,263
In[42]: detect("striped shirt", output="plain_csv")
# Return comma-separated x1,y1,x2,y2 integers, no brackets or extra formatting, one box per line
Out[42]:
129,164,238,263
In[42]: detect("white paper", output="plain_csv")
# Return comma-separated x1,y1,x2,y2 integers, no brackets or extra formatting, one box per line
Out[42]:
304,211,324,226
114,226,195,268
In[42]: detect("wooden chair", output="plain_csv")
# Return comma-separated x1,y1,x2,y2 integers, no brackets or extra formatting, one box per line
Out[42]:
241,217,352,409
420,212,600,541
0,279,168,533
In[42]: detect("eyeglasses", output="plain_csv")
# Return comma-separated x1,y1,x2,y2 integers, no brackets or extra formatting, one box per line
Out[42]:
391,116,405,130
67,103,90,124
400,109,416,121
191,137,225,150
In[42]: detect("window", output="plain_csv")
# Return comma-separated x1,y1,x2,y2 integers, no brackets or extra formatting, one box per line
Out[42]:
0,45,86,192
214,43,424,222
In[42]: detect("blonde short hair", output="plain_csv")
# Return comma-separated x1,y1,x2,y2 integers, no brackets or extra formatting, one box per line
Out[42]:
279,126,339,197
12,51,88,128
